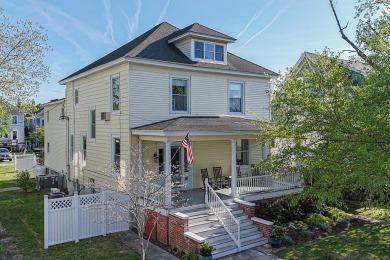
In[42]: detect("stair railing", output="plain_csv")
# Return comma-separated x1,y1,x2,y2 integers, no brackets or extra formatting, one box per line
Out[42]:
204,178,241,251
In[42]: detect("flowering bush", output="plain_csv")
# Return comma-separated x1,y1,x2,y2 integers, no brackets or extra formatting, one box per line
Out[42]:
270,225,285,239
198,242,214,256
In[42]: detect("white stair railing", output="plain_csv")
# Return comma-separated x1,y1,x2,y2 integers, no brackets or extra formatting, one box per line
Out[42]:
205,178,241,251
237,172,300,194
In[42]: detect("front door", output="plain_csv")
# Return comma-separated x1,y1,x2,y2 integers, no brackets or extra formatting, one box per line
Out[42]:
157,143,193,190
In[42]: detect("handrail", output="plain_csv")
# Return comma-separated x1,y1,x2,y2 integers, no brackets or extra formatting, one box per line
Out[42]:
204,178,241,251
237,172,300,194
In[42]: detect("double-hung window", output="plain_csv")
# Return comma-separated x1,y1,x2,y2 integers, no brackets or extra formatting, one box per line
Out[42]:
237,139,249,165
81,134,87,167
89,108,96,140
194,41,225,62
74,89,79,105
229,81,244,114
111,75,120,112
47,142,50,154
69,134,74,163
171,77,190,113
12,131,17,140
12,116,17,124
113,137,120,172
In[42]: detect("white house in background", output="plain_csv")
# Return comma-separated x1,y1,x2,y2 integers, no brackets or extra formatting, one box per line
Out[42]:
43,99,66,176
56,22,302,258
0,106,25,151
26,107,45,132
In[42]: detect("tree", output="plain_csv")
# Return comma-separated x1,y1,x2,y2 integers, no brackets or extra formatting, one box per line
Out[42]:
258,1,390,207
0,8,51,108
30,127,44,148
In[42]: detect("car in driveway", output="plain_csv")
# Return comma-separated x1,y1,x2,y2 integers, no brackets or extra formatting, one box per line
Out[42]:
0,148,12,161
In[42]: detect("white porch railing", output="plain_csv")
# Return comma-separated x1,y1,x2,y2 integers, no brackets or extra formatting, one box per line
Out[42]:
237,172,300,194
205,178,241,251
149,183,167,204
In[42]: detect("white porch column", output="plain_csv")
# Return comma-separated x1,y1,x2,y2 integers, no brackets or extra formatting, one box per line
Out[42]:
164,141,172,205
231,139,238,197
138,140,143,178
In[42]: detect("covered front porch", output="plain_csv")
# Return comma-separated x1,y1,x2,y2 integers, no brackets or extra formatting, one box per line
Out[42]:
132,116,302,207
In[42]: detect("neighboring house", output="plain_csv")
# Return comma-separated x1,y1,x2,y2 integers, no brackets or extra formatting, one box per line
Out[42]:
57,22,302,257
26,107,45,132
43,99,66,176
0,106,25,151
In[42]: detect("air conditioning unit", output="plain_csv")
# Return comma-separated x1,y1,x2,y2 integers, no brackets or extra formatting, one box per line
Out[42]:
101,112,110,121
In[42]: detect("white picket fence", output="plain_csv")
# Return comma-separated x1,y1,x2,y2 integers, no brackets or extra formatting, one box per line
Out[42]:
14,154,37,172
44,191,130,249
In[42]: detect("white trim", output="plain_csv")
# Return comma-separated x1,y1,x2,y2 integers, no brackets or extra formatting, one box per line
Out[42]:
88,107,96,141
168,32,235,44
59,57,126,85
69,133,74,164
228,80,245,115
125,57,273,79
170,75,191,114
111,135,120,170
80,133,87,167
110,74,120,114
132,130,259,137
251,217,273,226
191,39,227,65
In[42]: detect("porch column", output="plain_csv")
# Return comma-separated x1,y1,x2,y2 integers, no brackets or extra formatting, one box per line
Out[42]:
138,140,143,178
231,139,238,197
164,141,172,205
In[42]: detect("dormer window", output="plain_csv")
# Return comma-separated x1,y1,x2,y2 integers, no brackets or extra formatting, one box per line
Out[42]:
193,40,225,63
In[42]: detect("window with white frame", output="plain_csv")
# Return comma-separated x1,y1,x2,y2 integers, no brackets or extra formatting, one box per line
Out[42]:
47,142,50,154
89,108,96,140
69,134,74,163
229,81,244,113
194,40,225,62
111,75,120,112
236,139,249,165
74,89,79,105
12,116,17,124
171,77,190,113
80,135,87,166
112,137,120,172
47,111,49,122
12,131,17,140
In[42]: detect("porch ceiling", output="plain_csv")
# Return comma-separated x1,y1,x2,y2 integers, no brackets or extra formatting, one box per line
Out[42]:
131,116,261,141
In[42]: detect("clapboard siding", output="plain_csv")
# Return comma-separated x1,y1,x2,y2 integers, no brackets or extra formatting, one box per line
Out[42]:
175,38,191,59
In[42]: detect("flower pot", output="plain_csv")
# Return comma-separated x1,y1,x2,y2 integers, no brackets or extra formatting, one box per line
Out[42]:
268,237,283,248
198,254,213,260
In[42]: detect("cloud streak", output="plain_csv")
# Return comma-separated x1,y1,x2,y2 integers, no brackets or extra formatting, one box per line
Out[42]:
103,0,117,46
236,0,275,39
122,0,142,41
241,1,295,48
155,0,171,25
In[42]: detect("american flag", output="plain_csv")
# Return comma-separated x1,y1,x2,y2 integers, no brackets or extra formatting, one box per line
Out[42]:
181,133,194,165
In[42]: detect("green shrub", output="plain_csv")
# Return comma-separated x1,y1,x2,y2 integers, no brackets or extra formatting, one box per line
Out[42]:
305,213,333,226
300,229,312,238
282,235,293,245
182,250,197,260
16,171,34,193
287,220,308,232
270,225,285,238
326,207,351,222
320,224,332,233
336,219,350,229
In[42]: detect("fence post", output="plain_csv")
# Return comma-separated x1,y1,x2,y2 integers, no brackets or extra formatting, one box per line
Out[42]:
102,191,107,236
14,154,17,172
74,193,80,243
44,195,49,249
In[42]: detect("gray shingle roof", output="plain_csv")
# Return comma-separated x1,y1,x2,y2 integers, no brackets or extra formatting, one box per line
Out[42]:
132,116,260,132
60,22,277,82
168,23,236,41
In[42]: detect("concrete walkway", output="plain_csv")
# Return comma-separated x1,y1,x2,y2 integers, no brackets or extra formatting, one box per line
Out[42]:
0,187,20,192
219,244,280,260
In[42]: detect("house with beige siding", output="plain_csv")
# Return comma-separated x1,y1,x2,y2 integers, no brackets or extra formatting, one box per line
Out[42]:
43,99,66,176
58,22,302,258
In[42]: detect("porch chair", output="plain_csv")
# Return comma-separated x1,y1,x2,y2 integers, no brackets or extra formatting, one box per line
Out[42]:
237,165,249,178
251,164,260,176
201,168,213,190
213,166,223,189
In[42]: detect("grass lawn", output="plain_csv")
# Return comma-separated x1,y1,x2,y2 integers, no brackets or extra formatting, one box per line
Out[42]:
0,165,19,189
0,171,140,259
276,225,390,260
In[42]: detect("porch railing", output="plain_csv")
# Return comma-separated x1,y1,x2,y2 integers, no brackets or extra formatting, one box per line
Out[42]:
205,178,241,251
237,172,300,194
142,183,167,205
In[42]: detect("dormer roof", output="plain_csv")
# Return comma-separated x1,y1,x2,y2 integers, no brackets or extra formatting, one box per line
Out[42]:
167,23,236,43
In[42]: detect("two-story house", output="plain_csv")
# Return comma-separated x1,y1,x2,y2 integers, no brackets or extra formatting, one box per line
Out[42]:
0,106,25,151
57,23,302,257
26,107,45,132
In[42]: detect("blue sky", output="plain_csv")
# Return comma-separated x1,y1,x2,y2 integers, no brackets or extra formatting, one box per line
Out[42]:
3,0,358,104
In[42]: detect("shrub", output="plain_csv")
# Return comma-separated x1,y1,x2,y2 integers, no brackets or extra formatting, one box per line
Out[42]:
182,250,197,260
326,207,351,222
305,213,333,226
16,171,34,193
282,235,293,245
198,242,214,256
320,224,332,233
300,229,312,238
336,219,350,229
270,225,285,238
287,220,308,232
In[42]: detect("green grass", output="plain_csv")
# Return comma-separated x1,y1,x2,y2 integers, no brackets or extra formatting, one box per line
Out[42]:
354,207,390,222
276,225,390,260
0,165,19,188
0,189,140,259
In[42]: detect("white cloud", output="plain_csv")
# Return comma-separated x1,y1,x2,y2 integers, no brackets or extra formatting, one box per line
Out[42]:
103,0,118,46
155,0,171,25
122,0,142,41
236,0,275,39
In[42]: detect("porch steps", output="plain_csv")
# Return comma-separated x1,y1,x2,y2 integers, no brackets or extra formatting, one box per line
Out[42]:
181,202,268,259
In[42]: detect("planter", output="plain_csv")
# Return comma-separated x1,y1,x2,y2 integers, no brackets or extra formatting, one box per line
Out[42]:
198,254,213,260
268,237,283,248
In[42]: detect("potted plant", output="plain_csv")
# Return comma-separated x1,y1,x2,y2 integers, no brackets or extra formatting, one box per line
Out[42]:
268,225,284,248
198,242,214,260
